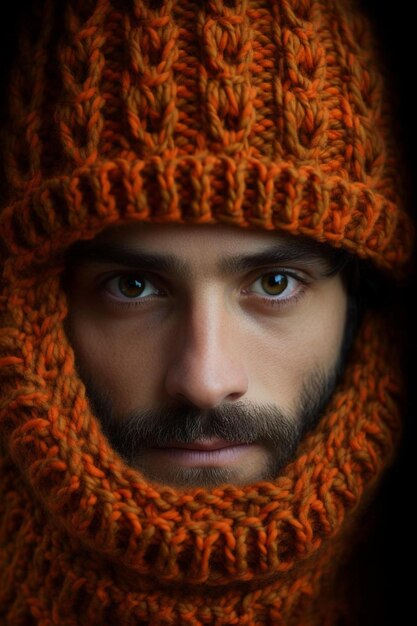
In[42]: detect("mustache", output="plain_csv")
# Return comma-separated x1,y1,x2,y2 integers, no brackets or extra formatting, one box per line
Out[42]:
81,364,340,476
99,400,302,454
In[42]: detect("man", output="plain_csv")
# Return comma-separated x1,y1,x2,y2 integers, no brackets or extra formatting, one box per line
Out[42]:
0,0,413,625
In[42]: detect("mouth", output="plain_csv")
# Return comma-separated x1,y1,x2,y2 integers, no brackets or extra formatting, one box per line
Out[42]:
148,438,259,467
160,438,244,451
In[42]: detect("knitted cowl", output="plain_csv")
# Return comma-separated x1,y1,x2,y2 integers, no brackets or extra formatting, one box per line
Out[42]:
0,1,414,625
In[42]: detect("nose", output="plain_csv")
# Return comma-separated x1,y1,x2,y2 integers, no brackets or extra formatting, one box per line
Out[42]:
164,294,248,409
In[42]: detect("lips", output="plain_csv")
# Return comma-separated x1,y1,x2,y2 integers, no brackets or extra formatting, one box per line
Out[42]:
160,438,240,451
147,438,257,468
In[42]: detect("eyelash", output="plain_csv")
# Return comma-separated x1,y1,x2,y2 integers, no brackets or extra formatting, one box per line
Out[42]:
97,270,309,310
246,274,308,310
98,272,165,309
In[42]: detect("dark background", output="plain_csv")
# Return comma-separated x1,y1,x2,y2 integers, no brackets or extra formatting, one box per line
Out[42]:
0,2,415,624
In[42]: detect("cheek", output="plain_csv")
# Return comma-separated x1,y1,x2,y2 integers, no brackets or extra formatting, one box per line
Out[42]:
66,310,171,415
241,279,347,409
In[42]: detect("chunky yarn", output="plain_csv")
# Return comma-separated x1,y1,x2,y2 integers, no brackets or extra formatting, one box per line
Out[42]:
0,0,413,272
0,1,413,624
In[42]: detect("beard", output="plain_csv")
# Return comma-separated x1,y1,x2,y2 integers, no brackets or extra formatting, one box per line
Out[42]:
80,363,342,489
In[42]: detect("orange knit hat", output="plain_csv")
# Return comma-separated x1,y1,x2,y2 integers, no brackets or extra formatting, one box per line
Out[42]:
0,2,413,625
0,0,413,274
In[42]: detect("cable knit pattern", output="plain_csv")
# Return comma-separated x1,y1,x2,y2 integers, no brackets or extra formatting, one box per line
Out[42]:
0,1,412,624
0,0,413,271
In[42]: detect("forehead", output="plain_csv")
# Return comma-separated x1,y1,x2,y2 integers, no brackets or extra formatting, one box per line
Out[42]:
63,223,342,284
68,222,333,261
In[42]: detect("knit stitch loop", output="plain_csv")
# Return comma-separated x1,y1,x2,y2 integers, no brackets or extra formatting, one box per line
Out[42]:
0,0,413,275
0,156,413,277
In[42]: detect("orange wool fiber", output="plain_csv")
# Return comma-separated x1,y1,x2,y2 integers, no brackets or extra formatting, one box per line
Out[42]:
0,0,413,274
0,1,413,625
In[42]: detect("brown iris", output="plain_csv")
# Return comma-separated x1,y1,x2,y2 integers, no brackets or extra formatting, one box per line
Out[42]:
118,275,145,298
261,273,288,295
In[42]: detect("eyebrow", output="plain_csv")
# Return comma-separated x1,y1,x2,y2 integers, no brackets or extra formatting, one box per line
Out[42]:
66,237,340,278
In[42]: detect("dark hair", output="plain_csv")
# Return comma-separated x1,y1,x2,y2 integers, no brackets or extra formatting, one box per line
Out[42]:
318,243,391,314
339,253,393,315
316,244,396,368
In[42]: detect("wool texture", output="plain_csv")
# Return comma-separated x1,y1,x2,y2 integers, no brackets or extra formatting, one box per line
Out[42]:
0,0,414,625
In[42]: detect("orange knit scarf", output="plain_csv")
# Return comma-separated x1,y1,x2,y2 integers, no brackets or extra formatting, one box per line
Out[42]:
0,260,403,625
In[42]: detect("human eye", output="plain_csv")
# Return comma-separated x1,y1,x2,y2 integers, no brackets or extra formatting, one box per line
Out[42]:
244,269,308,309
99,271,165,306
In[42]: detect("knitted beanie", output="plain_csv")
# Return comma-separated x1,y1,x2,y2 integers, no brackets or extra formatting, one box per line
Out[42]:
0,1,413,625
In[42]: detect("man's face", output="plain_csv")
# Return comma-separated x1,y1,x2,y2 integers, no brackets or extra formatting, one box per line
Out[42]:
64,223,348,489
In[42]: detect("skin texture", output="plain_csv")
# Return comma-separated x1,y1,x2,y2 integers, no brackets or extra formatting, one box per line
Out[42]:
64,223,348,489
